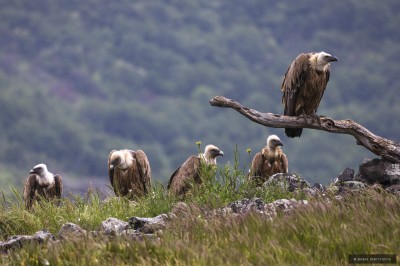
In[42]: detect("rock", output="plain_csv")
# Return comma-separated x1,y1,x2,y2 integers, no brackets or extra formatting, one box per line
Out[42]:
100,217,150,239
227,198,267,214
301,187,319,197
334,181,368,197
385,184,400,196
271,198,308,214
101,218,129,236
334,167,355,183
357,158,400,186
58,223,87,241
222,197,308,220
0,230,55,253
264,173,310,192
301,183,327,197
312,183,327,192
128,214,168,234
169,202,192,219
341,181,367,190
326,185,339,195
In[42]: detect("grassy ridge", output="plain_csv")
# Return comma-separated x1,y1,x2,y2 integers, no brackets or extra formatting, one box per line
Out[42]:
1,168,399,265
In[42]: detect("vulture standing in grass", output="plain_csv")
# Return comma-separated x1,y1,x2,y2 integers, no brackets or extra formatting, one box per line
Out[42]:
249,135,288,185
281,51,338,137
108,149,152,198
167,144,224,196
24,163,63,209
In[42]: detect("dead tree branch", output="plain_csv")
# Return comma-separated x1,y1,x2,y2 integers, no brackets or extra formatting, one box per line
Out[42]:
209,96,400,163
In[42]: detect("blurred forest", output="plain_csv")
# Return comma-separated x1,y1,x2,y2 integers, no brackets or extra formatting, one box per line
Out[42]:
0,0,399,193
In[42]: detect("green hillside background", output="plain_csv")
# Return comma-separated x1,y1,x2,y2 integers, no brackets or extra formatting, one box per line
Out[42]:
0,0,399,194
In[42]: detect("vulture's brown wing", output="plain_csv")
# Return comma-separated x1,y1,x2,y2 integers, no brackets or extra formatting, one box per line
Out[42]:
54,174,63,199
250,152,264,178
167,166,181,190
281,53,310,116
314,67,331,113
23,174,38,209
134,150,152,195
280,152,289,174
49,174,63,206
107,150,117,187
167,155,200,196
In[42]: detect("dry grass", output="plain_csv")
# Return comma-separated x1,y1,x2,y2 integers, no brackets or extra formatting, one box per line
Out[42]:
1,167,399,265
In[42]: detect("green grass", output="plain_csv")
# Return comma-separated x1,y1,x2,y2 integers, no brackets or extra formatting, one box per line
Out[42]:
0,163,399,265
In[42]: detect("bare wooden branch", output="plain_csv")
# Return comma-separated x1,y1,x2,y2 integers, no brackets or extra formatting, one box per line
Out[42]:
209,96,400,163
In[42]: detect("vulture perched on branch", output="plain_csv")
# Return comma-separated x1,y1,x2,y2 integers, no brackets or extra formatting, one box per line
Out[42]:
249,135,288,185
23,163,63,209
167,144,224,197
281,51,338,137
108,149,152,198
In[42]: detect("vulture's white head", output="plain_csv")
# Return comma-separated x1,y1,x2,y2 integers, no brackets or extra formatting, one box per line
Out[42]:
109,150,134,170
315,51,338,71
30,163,48,177
202,144,224,165
267,135,283,150
30,163,54,185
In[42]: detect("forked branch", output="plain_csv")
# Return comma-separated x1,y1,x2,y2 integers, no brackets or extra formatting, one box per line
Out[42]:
209,96,400,163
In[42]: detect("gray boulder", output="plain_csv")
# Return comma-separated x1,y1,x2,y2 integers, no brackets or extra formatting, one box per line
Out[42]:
264,173,310,192
222,197,308,220
58,223,87,241
101,218,129,236
334,167,355,183
128,214,168,234
385,184,400,196
357,158,400,187
100,217,144,239
0,230,55,253
226,198,267,214
341,181,367,190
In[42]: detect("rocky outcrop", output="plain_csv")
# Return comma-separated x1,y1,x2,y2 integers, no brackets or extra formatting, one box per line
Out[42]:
0,197,310,253
0,214,168,253
330,158,400,196
128,214,168,234
357,158,400,186
0,230,55,253
264,173,310,192
215,198,309,221
58,222,87,241
1,157,398,253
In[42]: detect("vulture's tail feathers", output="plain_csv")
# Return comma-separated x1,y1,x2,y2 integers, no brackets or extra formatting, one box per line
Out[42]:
285,128,302,138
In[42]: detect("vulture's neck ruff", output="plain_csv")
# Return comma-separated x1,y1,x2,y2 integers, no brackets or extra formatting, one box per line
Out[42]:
32,165,55,187
200,145,224,165
111,150,134,170
311,52,335,72
262,135,283,158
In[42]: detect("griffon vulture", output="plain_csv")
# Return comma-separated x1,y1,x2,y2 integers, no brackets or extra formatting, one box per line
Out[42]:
108,149,152,198
281,52,338,137
23,163,63,209
167,144,224,196
249,135,288,185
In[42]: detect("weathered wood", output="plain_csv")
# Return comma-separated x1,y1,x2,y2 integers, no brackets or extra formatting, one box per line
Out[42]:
209,96,400,163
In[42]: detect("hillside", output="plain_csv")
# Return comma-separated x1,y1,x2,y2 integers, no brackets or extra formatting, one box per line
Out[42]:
0,0,399,193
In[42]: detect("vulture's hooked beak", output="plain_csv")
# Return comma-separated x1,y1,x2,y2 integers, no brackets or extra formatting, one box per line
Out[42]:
328,55,338,62
110,158,121,169
29,168,40,175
